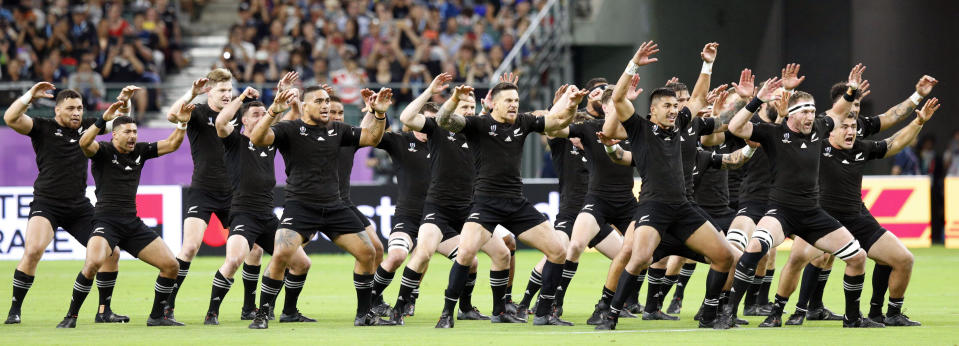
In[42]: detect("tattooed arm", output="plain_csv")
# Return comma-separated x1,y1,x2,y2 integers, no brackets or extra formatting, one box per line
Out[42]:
436,85,470,133
875,75,938,131
884,98,940,158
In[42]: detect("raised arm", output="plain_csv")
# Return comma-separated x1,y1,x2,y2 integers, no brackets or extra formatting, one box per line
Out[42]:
158,103,194,156
729,72,782,139
4,82,55,134
687,42,718,115
719,140,758,169
166,78,210,123
884,98,940,158
826,63,866,124
544,85,588,132
79,101,124,157
874,75,938,131
700,89,731,146
216,87,259,137
279,88,301,123
436,85,471,133
610,41,658,123
358,88,392,147
401,73,452,131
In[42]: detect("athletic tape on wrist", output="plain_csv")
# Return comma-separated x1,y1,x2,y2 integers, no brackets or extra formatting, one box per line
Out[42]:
701,61,713,75
742,145,755,158
909,91,922,106
17,93,32,106
625,61,640,76
605,143,621,154
176,121,188,130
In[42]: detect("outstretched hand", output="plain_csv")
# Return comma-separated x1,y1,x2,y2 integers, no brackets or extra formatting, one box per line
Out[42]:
915,75,938,97
371,88,394,114
780,63,805,90
626,75,643,101
28,82,56,101
596,131,621,146
757,77,783,102
706,84,729,105
700,42,719,63
731,69,756,99
191,78,211,97
103,101,125,121
632,40,660,66
499,72,519,84
915,97,940,125
175,103,196,123
428,73,453,94
847,63,866,89
553,84,570,106
277,71,300,93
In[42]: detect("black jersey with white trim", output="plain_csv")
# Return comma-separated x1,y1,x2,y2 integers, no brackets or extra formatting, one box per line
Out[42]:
680,116,716,201
460,113,545,198
819,139,888,214
568,119,634,198
337,144,359,203
694,135,742,208
377,131,430,217
222,130,276,214
420,117,474,204
622,108,692,203
548,137,589,217
90,141,159,215
821,112,880,139
271,119,360,205
187,103,241,192
27,117,98,205
749,116,835,209
739,114,773,203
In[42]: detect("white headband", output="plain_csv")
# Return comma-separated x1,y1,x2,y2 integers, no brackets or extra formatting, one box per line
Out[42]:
788,102,816,115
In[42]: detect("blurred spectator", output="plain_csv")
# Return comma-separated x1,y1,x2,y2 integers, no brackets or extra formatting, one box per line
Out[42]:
67,51,107,110
891,137,921,175
918,136,939,175
945,130,959,176
367,147,394,185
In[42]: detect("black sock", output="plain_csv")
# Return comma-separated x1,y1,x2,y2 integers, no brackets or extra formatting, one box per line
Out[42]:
372,266,394,306
208,270,233,314
241,264,260,310
535,261,563,317
744,275,762,307
759,269,774,304
505,286,513,303
151,276,175,319
519,269,542,307
10,270,34,315
643,268,666,313
396,267,422,306
771,294,788,315
283,272,307,315
442,261,470,314
701,269,727,321
719,290,730,310
728,250,765,315
555,261,578,307
258,275,283,311
660,274,678,309
95,271,118,313
460,272,478,312
600,286,615,306
490,270,509,315
842,274,864,319
626,269,646,306
353,273,373,316
167,259,190,309
610,270,640,316
809,269,831,310
674,263,696,300
869,264,892,317
887,297,904,316
795,263,821,313
67,273,94,316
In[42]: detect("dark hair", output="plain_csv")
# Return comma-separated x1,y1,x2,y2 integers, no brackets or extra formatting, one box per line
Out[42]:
586,78,608,91
829,82,859,103
112,116,137,130
664,82,689,94
240,101,266,117
648,88,677,105
490,82,518,100
302,85,327,101
330,95,342,104
55,89,82,105
599,88,614,105
420,102,439,114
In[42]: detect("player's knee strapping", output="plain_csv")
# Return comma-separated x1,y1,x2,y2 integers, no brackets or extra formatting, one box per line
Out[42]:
752,228,773,254
726,228,748,250
833,239,862,261
388,237,412,253
446,246,459,260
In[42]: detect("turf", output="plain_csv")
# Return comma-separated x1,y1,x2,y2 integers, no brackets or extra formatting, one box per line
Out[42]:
1,247,956,345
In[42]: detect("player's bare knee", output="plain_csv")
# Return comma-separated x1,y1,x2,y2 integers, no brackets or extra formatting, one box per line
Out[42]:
159,258,179,278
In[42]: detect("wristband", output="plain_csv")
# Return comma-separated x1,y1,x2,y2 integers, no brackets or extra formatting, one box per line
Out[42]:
745,97,763,113
605,143,621,154
374,111,387,120
843,91,855,102
909,91,922,106
18,93,32,106
95,118,107,129
701,61,713,75
625,60,640,76
742,145,755,158
176,121,188,130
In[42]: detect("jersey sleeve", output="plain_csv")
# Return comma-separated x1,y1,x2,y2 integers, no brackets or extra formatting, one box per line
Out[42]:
749,122,776,145
525,112,546,133
376,132,398,154
706,151,724,170
862,139,889,160
818,116,836,133
420,117,438,136
271,121,291,148
221,129,239,147
90,140,112,162
461,115,484,138
622,113,643,139
567,122,586,139
188,104,204,126
697,117,716,136
137,142,160,160
26,117,48,139
342,122,362,147
858,115,881,138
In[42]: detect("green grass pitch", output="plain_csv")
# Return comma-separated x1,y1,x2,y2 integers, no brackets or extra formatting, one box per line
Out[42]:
1,247,957,345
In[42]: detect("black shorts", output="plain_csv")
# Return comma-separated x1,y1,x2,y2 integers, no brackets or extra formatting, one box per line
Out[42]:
279,200,365,243
468,195,548,236
826,206,887,253
652,231,708,264
229,212,278,255
701,205,737,233
28,198,94,246
634,200,709,242
422,201,469,241
763,204,843,245
580,194,639,233
554,213,613,249
390,213,423,240
735,200,768,224
184,188,231,224
92,214,160,258
348,204,372,228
